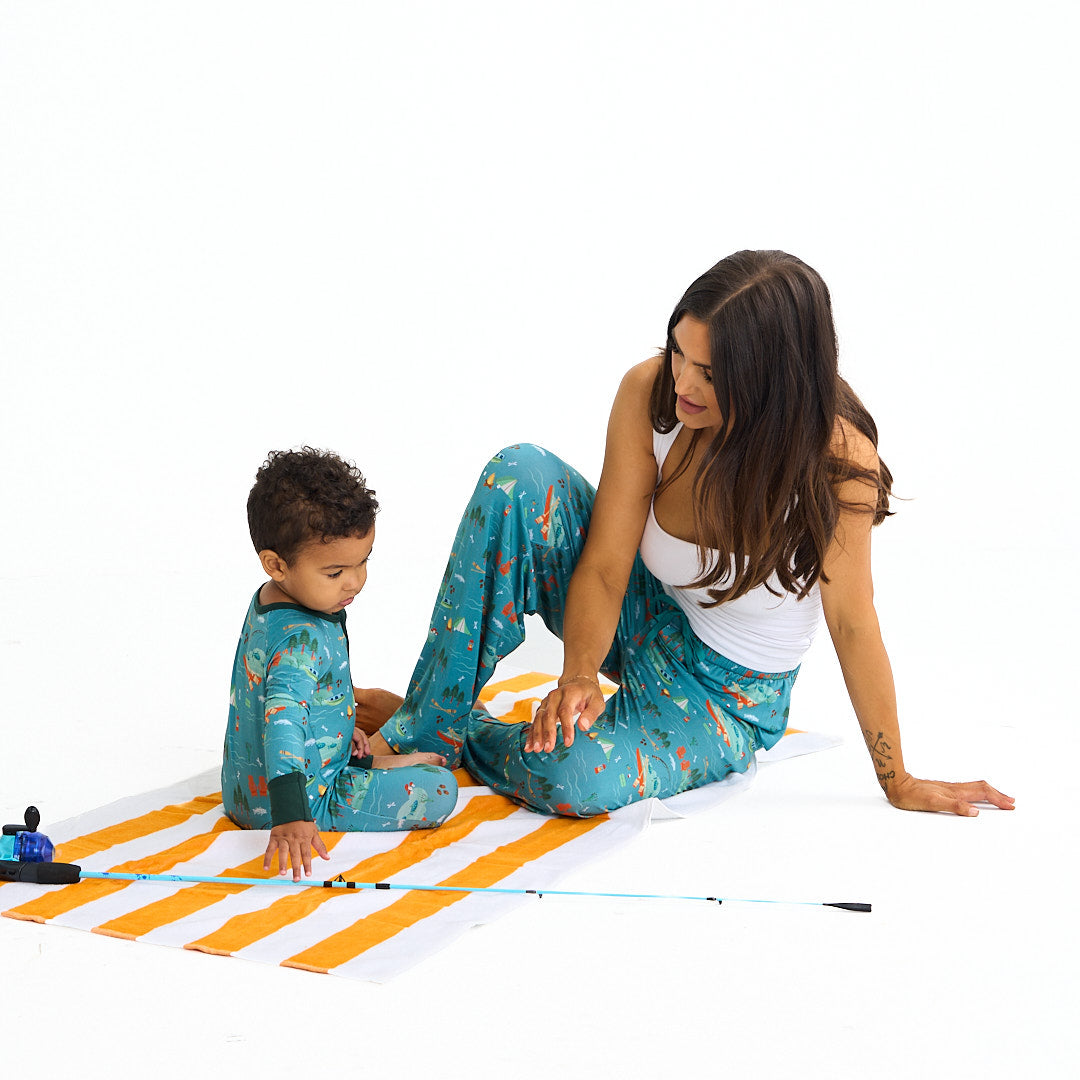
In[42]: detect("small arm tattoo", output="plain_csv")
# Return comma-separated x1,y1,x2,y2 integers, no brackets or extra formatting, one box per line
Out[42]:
863,729,896,791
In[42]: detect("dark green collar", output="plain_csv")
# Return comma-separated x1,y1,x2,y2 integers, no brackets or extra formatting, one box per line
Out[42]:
251,586,347,625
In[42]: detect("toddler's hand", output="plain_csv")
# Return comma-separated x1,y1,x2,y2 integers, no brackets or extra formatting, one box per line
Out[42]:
351,724,372,758
263,820,330,882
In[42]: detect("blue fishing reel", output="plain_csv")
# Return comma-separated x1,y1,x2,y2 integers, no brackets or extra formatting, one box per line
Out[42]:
0,806,58,881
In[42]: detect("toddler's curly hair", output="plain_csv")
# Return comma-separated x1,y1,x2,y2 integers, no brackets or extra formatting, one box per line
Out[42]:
247,447,379,563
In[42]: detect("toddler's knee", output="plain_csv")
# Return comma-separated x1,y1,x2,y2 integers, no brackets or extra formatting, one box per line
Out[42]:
440,768,459,806
415,767,458,828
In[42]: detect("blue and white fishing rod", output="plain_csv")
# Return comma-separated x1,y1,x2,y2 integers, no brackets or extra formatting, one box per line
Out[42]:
74,869,871,911
0,805,870,912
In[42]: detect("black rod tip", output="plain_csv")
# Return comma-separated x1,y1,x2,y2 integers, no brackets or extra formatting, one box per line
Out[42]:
824,902,872,913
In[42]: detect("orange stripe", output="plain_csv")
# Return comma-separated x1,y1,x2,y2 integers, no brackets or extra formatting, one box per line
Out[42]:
3,814,239,923
453,767,483,789
91,832,348,940
478,672,617,705
184,795,519,956
52,792,223,864
284,812,607,974
477,671,554,702
492,697,539,725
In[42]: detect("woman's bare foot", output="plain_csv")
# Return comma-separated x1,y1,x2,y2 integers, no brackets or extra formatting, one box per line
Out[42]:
353,688,406,734
368,731,393,756
372,752,446,769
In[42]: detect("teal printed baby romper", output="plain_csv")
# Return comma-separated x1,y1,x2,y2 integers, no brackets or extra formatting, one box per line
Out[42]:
384,445,798,816
223,592,457,831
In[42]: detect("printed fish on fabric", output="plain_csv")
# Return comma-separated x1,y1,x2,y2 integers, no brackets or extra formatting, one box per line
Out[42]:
385,444,798,817
224,594,457,832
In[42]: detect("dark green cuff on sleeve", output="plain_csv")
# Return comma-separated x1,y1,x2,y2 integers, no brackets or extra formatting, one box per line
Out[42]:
268,771,313,825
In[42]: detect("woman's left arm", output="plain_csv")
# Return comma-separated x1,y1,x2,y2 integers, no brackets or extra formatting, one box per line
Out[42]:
819,437,1015,816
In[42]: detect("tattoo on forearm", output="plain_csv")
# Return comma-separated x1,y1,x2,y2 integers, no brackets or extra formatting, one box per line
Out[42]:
863,729,896,791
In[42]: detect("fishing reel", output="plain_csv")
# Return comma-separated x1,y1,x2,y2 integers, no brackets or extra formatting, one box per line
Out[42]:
0,805,73,883
1,806,54,863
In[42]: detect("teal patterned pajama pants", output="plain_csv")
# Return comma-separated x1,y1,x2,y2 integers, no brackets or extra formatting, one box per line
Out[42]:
384,445,799,817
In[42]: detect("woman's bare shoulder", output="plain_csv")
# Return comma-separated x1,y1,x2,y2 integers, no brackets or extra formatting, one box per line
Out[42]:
608,355,663,447
610,355,663,424
581,359,663,573
619,354,664,395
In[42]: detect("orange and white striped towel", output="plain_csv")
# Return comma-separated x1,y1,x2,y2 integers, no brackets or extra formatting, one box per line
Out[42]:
0,672,838,981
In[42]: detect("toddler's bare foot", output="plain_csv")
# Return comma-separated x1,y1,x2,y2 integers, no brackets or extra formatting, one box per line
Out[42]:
371,752,447,769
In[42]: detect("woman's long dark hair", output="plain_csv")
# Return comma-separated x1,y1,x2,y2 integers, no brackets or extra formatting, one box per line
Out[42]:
649,250,892,604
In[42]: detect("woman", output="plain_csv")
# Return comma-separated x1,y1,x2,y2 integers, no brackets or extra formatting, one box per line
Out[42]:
369,250,1013,818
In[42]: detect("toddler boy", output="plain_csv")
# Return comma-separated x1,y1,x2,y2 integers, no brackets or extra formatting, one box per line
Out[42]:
222,448,457,880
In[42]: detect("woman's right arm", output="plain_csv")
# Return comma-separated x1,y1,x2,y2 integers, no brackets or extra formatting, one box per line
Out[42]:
525,358,660,752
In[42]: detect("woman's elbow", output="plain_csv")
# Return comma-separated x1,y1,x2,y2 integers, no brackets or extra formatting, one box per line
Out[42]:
823,602,882,646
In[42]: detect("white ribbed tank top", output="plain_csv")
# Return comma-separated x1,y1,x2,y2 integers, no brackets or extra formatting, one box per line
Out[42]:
638,424,823,672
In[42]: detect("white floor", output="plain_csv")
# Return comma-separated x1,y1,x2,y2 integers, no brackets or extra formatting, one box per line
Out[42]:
2,591,1072,1079
2,3,1076,1077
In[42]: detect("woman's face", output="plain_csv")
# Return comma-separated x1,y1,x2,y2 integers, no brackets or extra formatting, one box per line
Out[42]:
670,315,725,432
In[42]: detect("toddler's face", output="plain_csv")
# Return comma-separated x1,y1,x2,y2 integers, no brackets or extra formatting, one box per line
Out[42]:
271,528,375,615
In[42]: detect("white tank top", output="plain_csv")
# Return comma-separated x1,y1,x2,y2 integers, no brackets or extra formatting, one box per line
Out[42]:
638,424,823,672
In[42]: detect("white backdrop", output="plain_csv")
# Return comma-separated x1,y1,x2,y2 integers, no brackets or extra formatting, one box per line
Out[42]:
1,2,1076,1076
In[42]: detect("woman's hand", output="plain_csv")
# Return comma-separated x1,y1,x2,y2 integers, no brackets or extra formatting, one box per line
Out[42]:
263,820,330,881
884,773,1015,816
524,676,606,753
